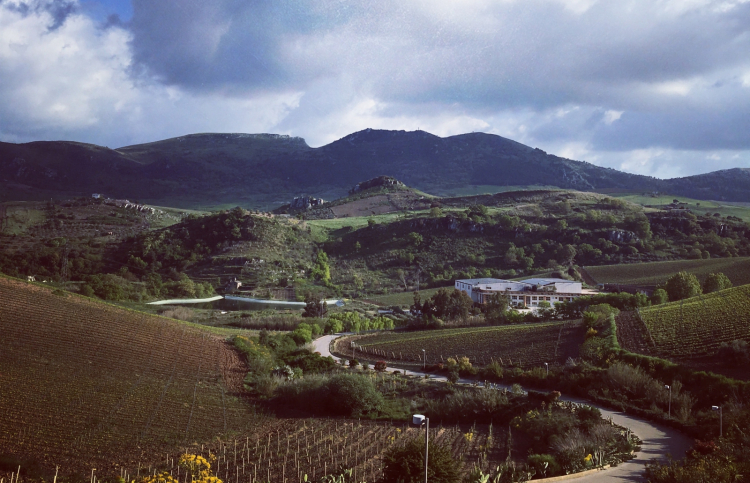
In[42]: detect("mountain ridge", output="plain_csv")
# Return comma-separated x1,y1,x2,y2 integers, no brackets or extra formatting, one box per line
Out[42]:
0,128,747,207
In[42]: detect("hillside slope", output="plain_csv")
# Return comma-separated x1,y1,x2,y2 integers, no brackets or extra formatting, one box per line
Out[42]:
0,276,257,475
2,129,749,207
617,285,750,379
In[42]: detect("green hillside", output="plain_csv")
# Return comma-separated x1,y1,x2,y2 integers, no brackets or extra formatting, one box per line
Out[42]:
638,284,750,359
586,257,750,287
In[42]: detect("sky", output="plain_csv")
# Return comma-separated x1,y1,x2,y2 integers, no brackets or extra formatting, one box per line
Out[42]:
1,0,750,179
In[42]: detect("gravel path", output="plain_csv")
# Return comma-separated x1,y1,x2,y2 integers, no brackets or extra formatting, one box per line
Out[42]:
313,334,693,482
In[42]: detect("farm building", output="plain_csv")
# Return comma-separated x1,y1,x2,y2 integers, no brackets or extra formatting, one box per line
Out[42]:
454,277,583,307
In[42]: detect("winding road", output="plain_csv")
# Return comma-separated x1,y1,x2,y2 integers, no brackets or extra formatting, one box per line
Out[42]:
313,334,693,482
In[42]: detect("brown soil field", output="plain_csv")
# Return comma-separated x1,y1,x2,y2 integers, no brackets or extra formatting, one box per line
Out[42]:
0,276,262,478
329,192,430,218
337,321,584,369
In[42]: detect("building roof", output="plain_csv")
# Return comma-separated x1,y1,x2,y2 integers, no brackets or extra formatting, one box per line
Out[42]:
521,278,580,285
455,278,514,285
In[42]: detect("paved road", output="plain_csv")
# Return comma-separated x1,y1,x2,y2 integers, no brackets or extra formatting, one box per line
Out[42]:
313,334,693,482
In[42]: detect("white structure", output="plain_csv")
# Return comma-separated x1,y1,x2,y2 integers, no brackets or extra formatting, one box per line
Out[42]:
454,277,583,307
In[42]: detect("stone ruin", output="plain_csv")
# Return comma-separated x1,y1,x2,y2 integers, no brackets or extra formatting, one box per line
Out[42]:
290,196,325,210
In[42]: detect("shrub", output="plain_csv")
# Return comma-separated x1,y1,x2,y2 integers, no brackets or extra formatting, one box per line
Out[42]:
482,360,504,380
375,360,387,372
380,437,461,483
718,340,749,365
527,454,561,478
650,288,668,305
424,386,509,423
326,373,384,417
447,370,460,384
703,272,732,294
665,271,702,301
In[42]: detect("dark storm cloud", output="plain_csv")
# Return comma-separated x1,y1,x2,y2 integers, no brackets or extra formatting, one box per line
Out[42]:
0,0,76,29
3,0,750,178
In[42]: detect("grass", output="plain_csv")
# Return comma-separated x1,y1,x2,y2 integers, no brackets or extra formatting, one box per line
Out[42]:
586,257,750,287
366,286,448,306
429,185,562,197
606,192,750,222
0,202,46,235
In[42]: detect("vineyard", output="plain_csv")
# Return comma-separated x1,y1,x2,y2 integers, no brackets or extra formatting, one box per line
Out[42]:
339,322,583,368
0,276,260,476
121,418,512,483
636,284,750,359
585,257,750,287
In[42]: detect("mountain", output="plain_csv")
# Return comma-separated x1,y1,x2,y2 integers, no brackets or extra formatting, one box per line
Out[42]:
1,129,748,208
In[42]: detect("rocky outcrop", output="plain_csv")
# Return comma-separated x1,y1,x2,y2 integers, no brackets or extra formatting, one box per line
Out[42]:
290,196,325,210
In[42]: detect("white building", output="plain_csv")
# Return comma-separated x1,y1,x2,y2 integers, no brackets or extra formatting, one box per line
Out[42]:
454,277,583,307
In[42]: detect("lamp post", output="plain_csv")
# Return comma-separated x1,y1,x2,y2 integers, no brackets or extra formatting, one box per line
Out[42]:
413,415,429,483
665,385,671,419
351,341,356,363
544,362,549,376
422,349,426,370
712,405,723,438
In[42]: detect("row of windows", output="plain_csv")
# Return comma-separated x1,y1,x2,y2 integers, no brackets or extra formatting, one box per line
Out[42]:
508,295,575,302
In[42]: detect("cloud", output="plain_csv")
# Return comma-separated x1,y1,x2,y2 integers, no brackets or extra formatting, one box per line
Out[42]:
1,0,750,180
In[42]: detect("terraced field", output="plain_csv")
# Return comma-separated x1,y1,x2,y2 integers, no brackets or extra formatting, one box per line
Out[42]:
586,257,750,287
0,276,259,476
637,284,750,358
341,321,583,368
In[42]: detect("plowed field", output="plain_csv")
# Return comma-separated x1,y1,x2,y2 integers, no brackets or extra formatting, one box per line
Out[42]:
0,276,260,477
340,321,583,368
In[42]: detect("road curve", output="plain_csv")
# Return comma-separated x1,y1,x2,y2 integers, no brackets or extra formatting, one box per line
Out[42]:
312,334,693,483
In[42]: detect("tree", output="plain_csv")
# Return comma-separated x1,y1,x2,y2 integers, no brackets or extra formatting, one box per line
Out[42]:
650,288,668,305
381,437,461,483
303,292,328,318
557,244,577,265
311,251,331,283
424,288,473,321
665,272,702,301
703,272,732,294
326,373,383,417
481,292,509,323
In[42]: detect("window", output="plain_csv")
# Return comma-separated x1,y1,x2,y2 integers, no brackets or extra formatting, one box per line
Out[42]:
532,296,537,301
546,297,551,301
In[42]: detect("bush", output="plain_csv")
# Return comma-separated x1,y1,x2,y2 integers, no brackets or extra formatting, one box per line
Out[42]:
703,272,732,294
380,437,461,483
326,373,384,417
375,360,387,372
447,370,460,384
665,271,702,301
718,340,749,365
527,454,561,478
424,386,509,423
650,288,668,305
482,360,504,380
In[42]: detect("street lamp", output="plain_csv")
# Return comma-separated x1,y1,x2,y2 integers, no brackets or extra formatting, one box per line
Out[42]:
351,341,356,362
544,362,549,376
422,349,426,370
413,414,429,483
712,405,723,438
665,385,671,419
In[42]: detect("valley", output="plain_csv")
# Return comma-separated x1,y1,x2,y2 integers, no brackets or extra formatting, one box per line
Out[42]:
1,156,749,483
